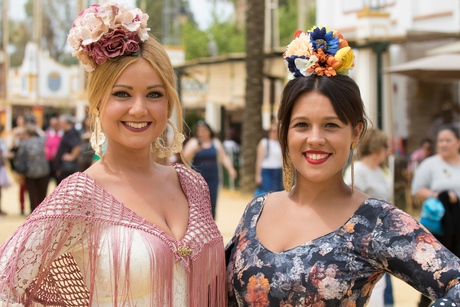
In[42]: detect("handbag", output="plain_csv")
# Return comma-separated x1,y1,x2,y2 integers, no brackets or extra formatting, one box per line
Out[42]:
420,197,445,236
15,155,28,174
61,160,79,173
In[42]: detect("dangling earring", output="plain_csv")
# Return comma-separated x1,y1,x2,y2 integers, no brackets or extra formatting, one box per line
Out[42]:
350,142,357,194
90,110,106,157
152,120,185,158
283,153,295,192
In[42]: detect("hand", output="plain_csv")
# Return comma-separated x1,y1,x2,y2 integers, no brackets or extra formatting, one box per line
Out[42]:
228,167,237,180
62,153,73,161
448,191,458,204
256,174,262,185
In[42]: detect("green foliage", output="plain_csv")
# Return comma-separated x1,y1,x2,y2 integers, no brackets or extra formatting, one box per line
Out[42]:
207,18,245,55
279,0,315,47
181,21,209,60
8,20,32,67
184,110,205,138
279,0,298,47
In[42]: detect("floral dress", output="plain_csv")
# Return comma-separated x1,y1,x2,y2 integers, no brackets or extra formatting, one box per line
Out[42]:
226,194,460,307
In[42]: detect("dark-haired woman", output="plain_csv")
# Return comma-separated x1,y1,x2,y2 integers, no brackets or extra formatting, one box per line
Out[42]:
183,121,237,219
412,126,460,307
226,27,460,306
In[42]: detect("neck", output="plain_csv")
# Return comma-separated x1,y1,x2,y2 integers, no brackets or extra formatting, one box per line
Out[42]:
289,170,352,207
100,140,158,175
440,153,460,165
360,155,380,170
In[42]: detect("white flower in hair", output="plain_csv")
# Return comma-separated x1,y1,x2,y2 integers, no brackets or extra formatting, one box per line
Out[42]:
295,55,318,77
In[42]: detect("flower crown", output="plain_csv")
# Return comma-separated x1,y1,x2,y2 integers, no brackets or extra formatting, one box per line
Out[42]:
67,1,150,72
283,26,354,79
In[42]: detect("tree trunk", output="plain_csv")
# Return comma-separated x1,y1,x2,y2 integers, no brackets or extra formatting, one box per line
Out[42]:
241,0,265,193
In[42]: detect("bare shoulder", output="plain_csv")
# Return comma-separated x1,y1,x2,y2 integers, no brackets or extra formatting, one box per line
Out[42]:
264,190,289,208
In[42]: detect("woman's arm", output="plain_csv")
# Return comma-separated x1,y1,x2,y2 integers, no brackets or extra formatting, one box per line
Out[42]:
216,139,237,179
182,138,200,163
255,140,265,186
413,187,437,202
371,206,460,305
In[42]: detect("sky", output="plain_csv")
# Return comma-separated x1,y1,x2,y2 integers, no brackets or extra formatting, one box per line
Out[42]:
9,0,234,31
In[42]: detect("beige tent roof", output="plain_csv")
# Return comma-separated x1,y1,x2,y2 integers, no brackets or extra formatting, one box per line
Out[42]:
383,54,460,79
426,41,460,56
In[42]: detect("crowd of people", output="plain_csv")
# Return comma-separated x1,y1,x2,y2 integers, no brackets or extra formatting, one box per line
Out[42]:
0,2,460,307
0,113,93,216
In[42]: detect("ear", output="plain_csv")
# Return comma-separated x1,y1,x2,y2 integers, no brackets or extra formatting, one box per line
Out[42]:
352,122,364,144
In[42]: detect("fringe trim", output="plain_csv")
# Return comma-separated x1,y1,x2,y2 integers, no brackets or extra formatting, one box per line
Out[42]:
0,216,226,307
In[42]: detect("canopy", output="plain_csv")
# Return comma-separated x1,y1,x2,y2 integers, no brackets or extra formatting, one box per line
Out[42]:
383,54,460,79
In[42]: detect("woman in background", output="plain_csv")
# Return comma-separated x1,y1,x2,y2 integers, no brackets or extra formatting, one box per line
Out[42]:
255,122,284,193
412,125,460,307
183,120,237,219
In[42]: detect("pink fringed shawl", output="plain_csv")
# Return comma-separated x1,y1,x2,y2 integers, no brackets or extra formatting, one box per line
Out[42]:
0,163,226,306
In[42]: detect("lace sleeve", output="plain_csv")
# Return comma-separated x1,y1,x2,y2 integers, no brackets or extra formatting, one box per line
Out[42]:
0,173,93,306
0,215,87,306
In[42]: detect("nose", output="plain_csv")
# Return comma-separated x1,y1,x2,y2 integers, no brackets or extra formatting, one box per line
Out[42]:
307,125,326,147
128,96,148,117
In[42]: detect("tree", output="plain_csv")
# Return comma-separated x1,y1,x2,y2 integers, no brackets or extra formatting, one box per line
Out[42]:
24,0,76,64
240,0,264,193
8,20,32,67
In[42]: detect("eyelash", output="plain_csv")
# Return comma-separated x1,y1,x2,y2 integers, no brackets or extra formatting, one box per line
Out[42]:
112,91,164,98
293,123,340,128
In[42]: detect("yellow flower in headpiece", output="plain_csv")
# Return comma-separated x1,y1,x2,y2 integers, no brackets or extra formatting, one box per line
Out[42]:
334,47,354,74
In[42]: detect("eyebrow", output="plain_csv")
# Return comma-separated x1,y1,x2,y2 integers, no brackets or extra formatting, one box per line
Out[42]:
112,84,165,89
290,116,340,123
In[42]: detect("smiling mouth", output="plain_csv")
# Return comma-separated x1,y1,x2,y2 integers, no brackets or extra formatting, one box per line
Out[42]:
305,153,330,160
124,122,150,129
303,152,332,164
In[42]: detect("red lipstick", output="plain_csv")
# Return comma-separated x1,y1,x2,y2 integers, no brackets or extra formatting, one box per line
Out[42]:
303,150,332,165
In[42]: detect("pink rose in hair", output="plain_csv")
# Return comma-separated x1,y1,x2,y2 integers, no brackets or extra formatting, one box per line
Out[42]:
73,4,100,27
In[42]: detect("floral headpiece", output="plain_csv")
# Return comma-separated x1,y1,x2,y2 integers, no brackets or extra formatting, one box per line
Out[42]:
67,1,150,72
283,26,355,79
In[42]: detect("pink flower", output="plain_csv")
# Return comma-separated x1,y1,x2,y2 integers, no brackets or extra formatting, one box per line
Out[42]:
73,4,100,27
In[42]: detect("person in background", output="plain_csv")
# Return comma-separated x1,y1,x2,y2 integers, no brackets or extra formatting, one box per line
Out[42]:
344,129,393,307
54,114,81,184
411,125,460,307
0,124,11,216
255,122,284,193
183,120,237,219
45,117,63,185
77,116,95,171
408,138,434,174
9,116,27,215
16,124,49,213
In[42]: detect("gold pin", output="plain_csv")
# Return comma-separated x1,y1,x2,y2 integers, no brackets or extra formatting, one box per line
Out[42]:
176,246,192,257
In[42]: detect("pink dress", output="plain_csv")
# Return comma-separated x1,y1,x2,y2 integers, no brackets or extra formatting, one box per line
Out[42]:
0,163,226,306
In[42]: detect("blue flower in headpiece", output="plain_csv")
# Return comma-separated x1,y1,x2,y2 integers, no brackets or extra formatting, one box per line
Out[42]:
309,27,340,55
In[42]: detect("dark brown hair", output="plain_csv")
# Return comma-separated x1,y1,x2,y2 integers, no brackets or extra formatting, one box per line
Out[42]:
277,75,368,160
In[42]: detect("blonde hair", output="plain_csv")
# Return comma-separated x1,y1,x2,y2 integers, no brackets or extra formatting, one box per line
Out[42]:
86,35,183,158
358,129,387,158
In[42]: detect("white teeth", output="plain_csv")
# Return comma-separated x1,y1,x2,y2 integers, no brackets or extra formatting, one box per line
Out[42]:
125,122,148,129
306,153,329,160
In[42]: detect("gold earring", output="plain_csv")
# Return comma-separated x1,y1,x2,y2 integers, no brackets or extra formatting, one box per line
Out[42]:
90,110,106,157
283,153,295,192
152,120,185,158
350,143,357,194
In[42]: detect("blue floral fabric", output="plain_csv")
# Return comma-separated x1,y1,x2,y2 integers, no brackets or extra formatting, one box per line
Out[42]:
226,194,460,307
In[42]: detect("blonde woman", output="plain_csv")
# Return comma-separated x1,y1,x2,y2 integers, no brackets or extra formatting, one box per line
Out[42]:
0,2,226,306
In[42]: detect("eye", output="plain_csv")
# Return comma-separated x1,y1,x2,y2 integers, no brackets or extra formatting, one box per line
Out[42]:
293,122,308,128
325,123,340,128
112,91,130,98
147,91,164,99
